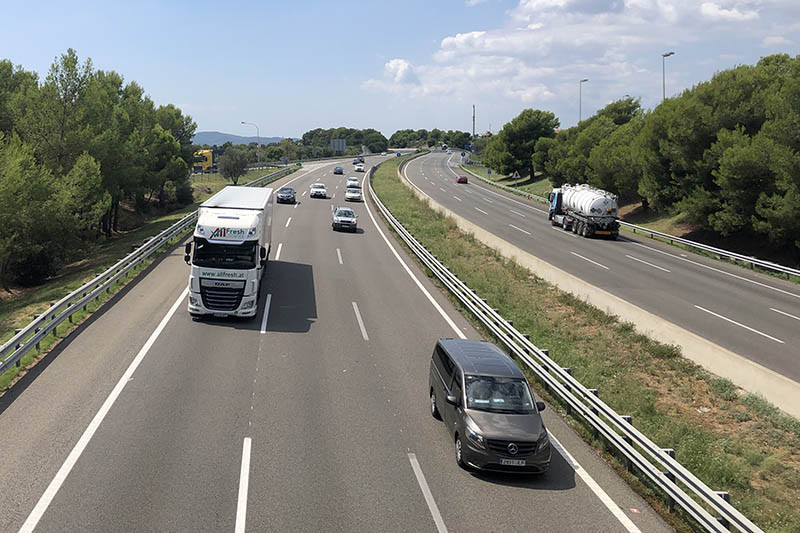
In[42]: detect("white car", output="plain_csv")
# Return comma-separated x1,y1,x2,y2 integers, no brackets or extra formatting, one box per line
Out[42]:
345,187,363,202
310,183,327,198
346,177,361,188
332,206,358,232
381,152,387,156
354,164,365,172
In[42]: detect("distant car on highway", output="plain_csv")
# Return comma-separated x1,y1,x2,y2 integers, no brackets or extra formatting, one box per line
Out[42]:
352,158,360,165
276,187,296,204
456,175,468,184
346,177,361,188
355,164,365,172
332,206,358,231
381,151,388,156
429,338,551,474
345,187,363,202
310,183,327,198
333,166,344,175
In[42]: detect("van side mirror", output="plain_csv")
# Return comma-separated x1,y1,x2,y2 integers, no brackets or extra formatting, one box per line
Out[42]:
536,401,546,412
446,394,460,406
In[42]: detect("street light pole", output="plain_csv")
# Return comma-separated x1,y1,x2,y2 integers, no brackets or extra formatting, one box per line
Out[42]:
661,51,674,103
241,121,260,164
579,78,589,123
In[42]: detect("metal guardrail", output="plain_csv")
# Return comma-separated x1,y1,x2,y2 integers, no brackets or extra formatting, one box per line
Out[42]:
369,157,762,533
457,164,800,279
0,167,294,378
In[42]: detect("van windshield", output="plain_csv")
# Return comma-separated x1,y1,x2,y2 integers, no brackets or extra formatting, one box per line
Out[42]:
464,375,535,414
193,238,257,269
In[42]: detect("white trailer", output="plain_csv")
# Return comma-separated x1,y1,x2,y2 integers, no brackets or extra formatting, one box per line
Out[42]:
548,183,619,239
184,186,273,318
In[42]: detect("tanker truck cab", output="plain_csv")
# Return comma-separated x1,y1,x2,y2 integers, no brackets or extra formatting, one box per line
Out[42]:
184,186,273,319
548,188,570,229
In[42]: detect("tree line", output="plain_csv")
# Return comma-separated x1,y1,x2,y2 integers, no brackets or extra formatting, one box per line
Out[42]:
0,49,196,287
389,128,471,149
482,54,800,260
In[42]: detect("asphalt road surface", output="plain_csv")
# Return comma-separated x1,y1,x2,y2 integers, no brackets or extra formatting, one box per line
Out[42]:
404,151,800,384
0,156,670,532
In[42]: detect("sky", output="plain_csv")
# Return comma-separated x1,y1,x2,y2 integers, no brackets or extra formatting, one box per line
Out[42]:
4,0,799,139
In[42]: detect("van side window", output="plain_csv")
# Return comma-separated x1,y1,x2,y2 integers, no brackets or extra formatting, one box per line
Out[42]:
437,345,454,380
450,370,463,401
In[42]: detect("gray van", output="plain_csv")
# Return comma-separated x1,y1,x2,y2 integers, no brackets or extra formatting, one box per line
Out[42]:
429,339,551,474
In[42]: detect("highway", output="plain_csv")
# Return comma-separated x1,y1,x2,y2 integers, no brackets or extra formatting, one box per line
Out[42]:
0,156,670,532
403,152,800,384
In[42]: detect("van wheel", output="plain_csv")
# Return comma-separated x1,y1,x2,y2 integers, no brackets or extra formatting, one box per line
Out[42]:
430,390,441,420
455,435,468,470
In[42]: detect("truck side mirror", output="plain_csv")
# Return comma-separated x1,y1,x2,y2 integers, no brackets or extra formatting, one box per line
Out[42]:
260,247,267,260
184,242,192,264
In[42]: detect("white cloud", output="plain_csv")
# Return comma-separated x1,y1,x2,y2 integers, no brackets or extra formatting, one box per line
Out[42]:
700,2,758,21
762,35,792,47
362,0,800,128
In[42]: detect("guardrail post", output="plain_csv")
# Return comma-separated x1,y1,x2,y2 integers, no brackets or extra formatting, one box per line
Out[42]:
588,389,600,438
621,415,634,471
716,492,731,530
662,448,676,512
522,333,530,340
67,303,73,323
14,330,22,361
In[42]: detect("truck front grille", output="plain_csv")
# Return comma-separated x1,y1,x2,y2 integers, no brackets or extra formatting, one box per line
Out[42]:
200,286,243,311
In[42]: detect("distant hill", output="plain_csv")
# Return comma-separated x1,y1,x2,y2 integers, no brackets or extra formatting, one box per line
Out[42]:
192,131,284,146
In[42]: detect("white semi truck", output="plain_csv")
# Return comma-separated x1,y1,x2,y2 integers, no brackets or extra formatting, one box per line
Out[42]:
548,183,619,239
184,186,273,318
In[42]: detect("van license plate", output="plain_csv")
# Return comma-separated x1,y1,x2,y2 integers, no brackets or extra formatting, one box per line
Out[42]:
213,313,228,318
499,459,526,466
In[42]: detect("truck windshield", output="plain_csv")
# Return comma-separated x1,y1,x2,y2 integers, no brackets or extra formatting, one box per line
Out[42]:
192,238,257,269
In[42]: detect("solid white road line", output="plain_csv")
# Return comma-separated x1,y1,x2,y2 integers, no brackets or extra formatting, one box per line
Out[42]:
453,196,462,202
510,209,526,218
770,307,800,321
625,254,671,273
275,243,283,261
509,224,531,235
631,242,800,300
365,176,465,339
19,288,189,533
475,207,489,215
235,438,252,533
548,435,642,533
260,293,272,334
694,305,784,343
285,217,292,228
570,251,610,270
352,301,369,341
407,454,447,533
337,248,343,265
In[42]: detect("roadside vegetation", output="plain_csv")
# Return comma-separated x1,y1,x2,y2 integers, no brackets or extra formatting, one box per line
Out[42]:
373,154,800,533
475,54,800,267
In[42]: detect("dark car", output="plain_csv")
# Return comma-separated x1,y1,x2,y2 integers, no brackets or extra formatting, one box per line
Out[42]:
456,175,468,184
334,166,344,175
429,339,550,474
276,187,296,204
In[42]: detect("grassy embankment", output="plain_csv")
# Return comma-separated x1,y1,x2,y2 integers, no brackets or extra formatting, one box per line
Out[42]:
0,167,293,391
375,155,800,533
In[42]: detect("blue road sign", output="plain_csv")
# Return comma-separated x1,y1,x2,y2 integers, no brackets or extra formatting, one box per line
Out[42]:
461,152,466,157
488,169,492,174
396,152,401,157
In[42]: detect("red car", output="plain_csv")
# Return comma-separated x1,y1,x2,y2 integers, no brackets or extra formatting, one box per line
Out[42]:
456,175,468,184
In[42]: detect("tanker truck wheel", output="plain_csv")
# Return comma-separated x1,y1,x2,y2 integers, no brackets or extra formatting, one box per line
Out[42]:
572,221,579,234
581,223,589,237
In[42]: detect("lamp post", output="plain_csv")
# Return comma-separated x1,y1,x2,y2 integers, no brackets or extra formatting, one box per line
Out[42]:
661,51,674,103
241,121,260,165
579,78,589,123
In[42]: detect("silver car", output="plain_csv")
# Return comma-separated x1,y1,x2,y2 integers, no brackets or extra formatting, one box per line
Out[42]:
345,187,363,202
310,183,327,198
429,339,551,474
332,206,358,232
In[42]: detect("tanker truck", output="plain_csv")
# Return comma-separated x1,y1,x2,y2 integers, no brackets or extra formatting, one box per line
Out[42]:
548,183,619,239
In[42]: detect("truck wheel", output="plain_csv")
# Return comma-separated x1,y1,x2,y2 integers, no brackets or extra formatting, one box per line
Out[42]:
563,221,571,232
572,221,579,234
611,232,619,240
551,218,557,226
581,223,588,237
